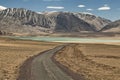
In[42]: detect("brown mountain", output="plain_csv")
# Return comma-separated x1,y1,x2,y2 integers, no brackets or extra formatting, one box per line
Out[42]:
101,20,120,33
73,13,111,30
0,8,111,35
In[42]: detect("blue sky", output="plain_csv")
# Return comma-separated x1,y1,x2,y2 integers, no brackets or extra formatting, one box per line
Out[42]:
0,0,120,21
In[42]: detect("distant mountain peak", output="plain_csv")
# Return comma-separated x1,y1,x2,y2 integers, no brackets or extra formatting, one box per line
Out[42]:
0,5,7,11
101,20,120,32
0,8,112,35
79,12,94,15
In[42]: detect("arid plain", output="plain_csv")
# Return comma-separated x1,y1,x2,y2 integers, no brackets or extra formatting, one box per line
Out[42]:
0,36,120,80
0,37,60,80
55,43,120,80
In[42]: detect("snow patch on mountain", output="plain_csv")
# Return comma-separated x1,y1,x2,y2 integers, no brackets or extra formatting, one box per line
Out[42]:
0,5,7,11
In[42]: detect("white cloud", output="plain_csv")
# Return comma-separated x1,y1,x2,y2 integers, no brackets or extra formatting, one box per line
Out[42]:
78,5,85,8
98,4,111,11
46,6,64,9
0,5,7,11
86,8,93,11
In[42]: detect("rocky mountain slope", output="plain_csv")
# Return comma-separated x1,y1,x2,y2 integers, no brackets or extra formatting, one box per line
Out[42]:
73,13,111,30
100,20,120,32
0,8,111,35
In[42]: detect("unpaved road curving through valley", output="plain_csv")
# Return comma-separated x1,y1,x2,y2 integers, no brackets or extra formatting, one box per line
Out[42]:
21,45,74,80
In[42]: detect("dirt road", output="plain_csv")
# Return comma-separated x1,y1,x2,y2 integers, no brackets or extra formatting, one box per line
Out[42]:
19,45,73,80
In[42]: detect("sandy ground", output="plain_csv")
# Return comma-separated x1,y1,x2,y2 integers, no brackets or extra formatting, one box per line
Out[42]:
55,44,120,80
0,37,59,80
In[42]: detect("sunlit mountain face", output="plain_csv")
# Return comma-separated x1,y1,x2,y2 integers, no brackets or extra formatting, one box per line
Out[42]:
0,6,6,11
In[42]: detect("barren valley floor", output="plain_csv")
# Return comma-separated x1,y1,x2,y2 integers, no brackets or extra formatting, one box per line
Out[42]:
0,37,120,80
55,43,120,80
0,37,60,80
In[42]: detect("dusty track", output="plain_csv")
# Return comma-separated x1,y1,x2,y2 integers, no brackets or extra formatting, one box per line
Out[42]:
17,45,74,80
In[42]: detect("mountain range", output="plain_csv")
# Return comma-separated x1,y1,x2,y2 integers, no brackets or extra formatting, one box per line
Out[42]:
0,8,119,35
100,20,120,32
